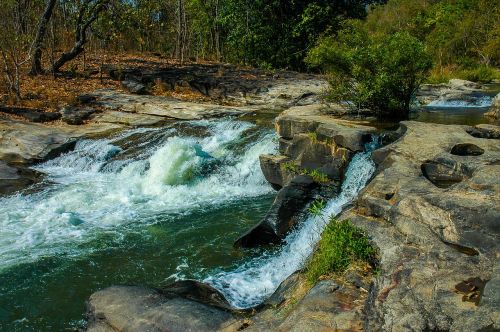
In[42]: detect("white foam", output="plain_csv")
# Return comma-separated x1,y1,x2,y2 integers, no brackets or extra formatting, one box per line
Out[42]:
0,119,276,270
205,147,376,308
426,96,492,108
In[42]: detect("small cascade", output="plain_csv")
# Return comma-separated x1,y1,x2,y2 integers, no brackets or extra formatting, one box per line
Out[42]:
205,139,378,308
426,96,492,108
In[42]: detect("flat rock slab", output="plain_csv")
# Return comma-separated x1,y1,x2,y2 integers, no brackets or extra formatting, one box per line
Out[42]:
87,286,238,332
342,120,500,331
91,110,168,126
90,89,253,120
0,117,123,163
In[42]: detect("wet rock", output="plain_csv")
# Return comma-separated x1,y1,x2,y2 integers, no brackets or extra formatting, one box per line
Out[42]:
0,117,123,163
0,161,43,196
86,285,237,332
60,106,98,125
450,143,485,156
121,80,147,94
417,79,487,106
264,271,302,307
235,175,319,248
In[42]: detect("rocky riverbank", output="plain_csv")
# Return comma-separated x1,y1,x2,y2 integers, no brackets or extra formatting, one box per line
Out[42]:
1,64,499,331
85,102,499,331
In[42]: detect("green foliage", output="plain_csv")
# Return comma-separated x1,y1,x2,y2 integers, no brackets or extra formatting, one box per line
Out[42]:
307,132,318,143
306,218,377,283
283,161,300,173
307,24,432,118
305,169,330,183
365,0,500,78
282,161,330,183
308,198,326,217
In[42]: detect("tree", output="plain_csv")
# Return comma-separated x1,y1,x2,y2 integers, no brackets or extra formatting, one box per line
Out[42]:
29,0,57,75
307,23,432,118
50,0,109,73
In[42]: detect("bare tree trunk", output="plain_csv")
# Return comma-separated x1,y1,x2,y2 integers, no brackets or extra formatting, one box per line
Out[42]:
50,0,108,73
29,0,57,75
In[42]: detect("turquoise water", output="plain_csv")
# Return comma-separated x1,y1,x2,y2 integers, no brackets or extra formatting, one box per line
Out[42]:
0,119,276,331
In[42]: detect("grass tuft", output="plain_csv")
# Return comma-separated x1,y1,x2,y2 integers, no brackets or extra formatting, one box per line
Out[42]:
306,218,377,284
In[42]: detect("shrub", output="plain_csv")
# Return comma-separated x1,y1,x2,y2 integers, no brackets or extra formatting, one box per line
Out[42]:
306,218,377,283
307,22,432,119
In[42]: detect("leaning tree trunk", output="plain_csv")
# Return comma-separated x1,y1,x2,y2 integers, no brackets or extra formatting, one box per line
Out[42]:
50,1,107,73
29,0,57,75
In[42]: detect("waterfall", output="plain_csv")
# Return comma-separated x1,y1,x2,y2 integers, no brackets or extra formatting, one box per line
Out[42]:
205,140,378,308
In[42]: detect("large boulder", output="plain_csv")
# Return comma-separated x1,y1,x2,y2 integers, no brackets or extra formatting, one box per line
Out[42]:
234,175,319,247
86,284,239,332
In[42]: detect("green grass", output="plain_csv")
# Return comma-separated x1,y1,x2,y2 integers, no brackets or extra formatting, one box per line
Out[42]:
427,65,500,84
308,198,326,216
307,132,318,143
282,161,331,183
283,161,300,173
305,169,330,183
306,218,377,284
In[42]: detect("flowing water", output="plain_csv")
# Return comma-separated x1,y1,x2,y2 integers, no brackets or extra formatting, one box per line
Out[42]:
0,119,277,330
206,139,377,308
0,117,378,330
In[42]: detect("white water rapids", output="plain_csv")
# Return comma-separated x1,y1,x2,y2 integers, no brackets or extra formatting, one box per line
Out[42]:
206,141,377,308
426,96,492,108
0,119,276,270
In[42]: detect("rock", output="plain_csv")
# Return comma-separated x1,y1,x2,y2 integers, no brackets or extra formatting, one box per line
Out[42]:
86,285,238,332
259,154,292,190
0,161,43,196
264,271,302,307
234,175,319,247
340,121,500,331
76,94,97,104
121,80,147,94
0,105,61,123
90,89,253,120
466,124,500,139
60,105,98,125
0,117,123,163
448,79,482,90
103,63,328,108
450,143,485,156
249,280,366,332
91,110,168,126
485,92,500,119
416,79,488,106
421,157,471,188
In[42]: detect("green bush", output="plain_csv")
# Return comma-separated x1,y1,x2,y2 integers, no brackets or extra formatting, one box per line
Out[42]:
307,24,432,118
306,218,377,283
